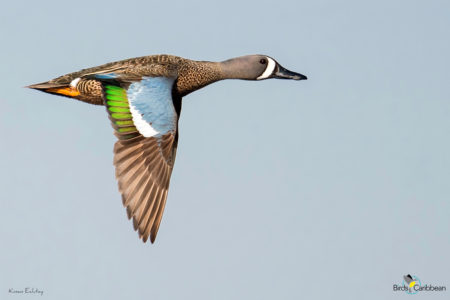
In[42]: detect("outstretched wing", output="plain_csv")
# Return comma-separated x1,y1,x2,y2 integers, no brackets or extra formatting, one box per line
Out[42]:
97,76,180,243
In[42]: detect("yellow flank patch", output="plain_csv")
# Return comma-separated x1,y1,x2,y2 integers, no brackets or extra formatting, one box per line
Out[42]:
409,281,416,288
47,87,80,97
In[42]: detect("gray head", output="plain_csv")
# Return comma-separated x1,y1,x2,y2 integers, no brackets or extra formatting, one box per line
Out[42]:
220,54,307,81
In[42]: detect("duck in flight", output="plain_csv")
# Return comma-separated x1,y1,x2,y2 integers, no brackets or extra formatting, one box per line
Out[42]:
28,54,307,243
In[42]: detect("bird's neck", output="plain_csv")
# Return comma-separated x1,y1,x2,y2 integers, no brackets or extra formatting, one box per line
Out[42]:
176,61,225,96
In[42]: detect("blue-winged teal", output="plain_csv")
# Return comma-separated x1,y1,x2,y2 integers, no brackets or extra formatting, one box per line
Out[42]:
28,54,307,243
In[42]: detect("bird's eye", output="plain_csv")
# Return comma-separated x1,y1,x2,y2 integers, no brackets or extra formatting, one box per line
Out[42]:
260,58,267,64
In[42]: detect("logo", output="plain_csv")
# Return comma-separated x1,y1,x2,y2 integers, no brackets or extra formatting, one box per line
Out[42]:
402,274,422,295
393,274,446,295
8,287,44,296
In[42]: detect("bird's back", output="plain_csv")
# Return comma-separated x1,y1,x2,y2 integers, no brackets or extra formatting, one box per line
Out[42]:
29,54,185,105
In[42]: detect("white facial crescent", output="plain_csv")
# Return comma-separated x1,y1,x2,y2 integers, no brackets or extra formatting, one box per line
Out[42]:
257,57,276,80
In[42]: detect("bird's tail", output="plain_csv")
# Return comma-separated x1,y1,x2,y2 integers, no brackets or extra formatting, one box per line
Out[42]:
27,79,104,105
26,81,81,98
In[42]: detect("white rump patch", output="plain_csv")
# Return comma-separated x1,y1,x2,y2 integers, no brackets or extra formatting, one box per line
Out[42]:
257,57,276,80
70,77,81,87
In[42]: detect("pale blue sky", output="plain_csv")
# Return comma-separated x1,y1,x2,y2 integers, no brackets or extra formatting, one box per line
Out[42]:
1,0,449,299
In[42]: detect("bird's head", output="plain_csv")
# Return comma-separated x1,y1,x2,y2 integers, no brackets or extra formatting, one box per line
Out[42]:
220,54,307,81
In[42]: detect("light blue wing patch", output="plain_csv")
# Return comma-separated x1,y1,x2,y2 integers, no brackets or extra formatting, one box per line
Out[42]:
93,73,118,79
126,77,177,138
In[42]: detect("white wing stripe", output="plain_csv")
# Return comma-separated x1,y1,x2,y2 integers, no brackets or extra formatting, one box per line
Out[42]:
129,104,159,137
